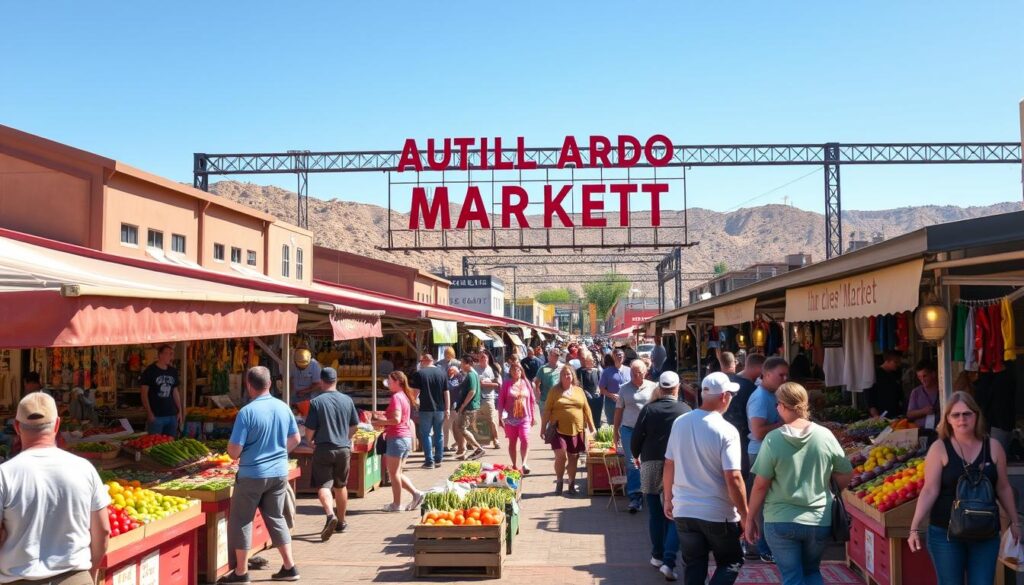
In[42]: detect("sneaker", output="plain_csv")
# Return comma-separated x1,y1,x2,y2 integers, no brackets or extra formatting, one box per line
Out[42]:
627,501,640,514
271,565,300,581
492,441,501,449
744,550,761,560
421,461,435,469
649,557,664,569
335,521,348,533
659,565,678,581
218,571,251,584
320,516,338,542
406,491,426,512
522,464,531,475
469,448,485,460
759,553,775,564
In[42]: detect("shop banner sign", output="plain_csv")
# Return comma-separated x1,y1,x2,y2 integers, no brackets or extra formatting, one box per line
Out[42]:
714,298,757,327
431,319,458,344
784,259,924,323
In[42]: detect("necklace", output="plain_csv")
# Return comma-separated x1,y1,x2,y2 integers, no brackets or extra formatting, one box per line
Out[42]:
951,436,982,467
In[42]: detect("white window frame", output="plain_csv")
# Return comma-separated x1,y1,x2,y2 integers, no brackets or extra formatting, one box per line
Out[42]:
296,247,304,280
147,229,164,250
282,244,290,277
120,223,139,247
213,243,225,262
230,247,242,264
171,233,186,254
247,250,257,266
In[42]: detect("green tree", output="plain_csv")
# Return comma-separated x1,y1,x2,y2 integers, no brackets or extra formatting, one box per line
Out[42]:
713,261,729,275
583,273,631,319
535,288,579,304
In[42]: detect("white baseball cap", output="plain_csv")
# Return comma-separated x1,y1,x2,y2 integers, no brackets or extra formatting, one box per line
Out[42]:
658,371,680,389
702,372,740,395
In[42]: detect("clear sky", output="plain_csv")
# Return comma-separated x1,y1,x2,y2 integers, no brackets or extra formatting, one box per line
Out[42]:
2,1,1022,215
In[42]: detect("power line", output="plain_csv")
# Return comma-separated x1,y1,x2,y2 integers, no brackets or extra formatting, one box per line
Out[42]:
726,167,823,211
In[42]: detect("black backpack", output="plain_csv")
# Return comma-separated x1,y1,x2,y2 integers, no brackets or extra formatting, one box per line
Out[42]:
947,439,1000,541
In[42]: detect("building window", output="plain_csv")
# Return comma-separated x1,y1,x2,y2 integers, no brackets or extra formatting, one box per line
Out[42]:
213,243,225,262
282,245,290,277
296,248,304,279
146,229,164,250
247,250,257,266
120,224,138,246
171,234,186,254
230,247,242,264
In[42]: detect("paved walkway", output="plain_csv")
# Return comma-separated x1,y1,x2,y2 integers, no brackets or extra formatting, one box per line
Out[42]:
250,432,856,584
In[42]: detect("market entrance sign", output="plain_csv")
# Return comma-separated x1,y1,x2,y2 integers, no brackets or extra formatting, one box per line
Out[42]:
400,135,673,230
784,259,924,322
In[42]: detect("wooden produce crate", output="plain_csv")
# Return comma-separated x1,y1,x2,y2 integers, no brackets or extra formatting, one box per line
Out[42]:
586,454,624,496
841,490,916,537
143,502,202,538
845,496,936,585
413,519,506,579
98,507,205,585
347,450,382,498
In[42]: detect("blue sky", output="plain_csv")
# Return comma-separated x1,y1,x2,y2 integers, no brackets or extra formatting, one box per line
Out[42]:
2,1,1022,215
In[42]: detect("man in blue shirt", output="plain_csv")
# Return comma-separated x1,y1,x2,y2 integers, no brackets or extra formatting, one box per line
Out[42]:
744,356,788,564
223,366,301,583
289,348,321,405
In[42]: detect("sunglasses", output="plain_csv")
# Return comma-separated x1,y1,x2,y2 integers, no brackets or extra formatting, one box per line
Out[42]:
948,411,975,419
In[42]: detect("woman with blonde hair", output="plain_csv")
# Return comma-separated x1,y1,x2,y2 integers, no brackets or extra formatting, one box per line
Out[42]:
745,382,853,585
908,391,1019,585
374,371,425,513
541,365,595,496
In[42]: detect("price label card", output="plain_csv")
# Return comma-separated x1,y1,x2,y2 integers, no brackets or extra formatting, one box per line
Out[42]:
216,516,229,568
865,529,875,574
112,563,137,585
139,550,159,585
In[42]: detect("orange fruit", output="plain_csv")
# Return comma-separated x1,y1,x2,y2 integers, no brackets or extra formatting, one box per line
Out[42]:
453,516,464,526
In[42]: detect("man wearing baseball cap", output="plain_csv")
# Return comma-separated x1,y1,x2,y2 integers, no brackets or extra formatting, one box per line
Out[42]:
663,372,748,585
630,371,692,581
0,392,111,584
304,367,359,543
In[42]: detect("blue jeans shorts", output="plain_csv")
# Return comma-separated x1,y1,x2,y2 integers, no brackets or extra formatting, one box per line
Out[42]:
386,437,413,459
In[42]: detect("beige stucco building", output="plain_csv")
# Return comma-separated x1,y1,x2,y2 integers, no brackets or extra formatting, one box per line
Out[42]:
0,124,313,285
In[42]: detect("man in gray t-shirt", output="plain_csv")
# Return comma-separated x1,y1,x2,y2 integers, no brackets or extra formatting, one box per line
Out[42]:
303,368,359,542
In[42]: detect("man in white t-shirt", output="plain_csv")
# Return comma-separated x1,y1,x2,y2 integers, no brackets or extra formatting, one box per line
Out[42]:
663,372,748,585
0,392,111,585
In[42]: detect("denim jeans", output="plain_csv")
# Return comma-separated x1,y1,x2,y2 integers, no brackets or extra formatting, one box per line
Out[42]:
763,522,831,585
675,516,744,585
926,524,1000,585
746,451,772,557
646,494,679,569
147,415,178,437
417,410,445,465
602,397,617,429
586,395,605,427
619,425,641,499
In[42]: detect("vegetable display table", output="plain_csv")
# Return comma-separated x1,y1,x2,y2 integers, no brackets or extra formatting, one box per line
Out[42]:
413,518,506,579
585,452,623,496
98,505,204,585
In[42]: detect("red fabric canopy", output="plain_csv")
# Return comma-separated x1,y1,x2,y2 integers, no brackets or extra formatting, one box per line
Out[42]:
330,310,383,341
0,291,299,348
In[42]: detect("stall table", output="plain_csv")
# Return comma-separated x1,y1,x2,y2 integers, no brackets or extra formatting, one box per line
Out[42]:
843,491,936,585
292,444,380,497
99,505,204,585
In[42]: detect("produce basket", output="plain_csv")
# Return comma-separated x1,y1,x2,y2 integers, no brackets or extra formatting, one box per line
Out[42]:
69,442,121,460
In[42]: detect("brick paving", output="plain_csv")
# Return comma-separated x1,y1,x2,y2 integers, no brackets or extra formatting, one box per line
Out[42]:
242,430,854,584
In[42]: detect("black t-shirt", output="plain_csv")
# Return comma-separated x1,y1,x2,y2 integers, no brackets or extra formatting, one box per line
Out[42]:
141,363,180,417
410,365,447,412
724,373,756,441
305,390,359,450
521,355,542,381
866,367,905,417
630,397,692,462
577,367,601,399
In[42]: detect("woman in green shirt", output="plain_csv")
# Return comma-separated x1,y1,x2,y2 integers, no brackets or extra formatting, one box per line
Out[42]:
744,383,853,585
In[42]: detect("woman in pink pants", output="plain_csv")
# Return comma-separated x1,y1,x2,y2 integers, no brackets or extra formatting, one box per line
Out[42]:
497,361,538,474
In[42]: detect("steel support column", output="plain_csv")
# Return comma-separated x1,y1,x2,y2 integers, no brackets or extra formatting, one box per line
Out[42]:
824,143,842,259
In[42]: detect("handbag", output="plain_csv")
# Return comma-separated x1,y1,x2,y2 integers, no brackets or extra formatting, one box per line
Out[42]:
948,438,1000,541
374,433,388,456
543,422,559,444
830,477,851,543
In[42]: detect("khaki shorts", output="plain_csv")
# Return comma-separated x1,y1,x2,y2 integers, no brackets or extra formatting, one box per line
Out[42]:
478,399,500,427
9,570,94,585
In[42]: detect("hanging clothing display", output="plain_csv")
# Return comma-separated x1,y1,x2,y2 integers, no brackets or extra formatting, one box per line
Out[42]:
952,305,967,361
964,307,978,372
823,346,845,387
841,318,875,392
895,312,910,352
1001,298,1018,361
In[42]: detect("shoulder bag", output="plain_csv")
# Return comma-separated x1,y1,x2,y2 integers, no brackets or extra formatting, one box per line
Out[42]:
830,477,851,543
948,438,1000,541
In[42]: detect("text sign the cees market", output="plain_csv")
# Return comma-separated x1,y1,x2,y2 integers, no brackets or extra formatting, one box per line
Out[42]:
398,135,674,230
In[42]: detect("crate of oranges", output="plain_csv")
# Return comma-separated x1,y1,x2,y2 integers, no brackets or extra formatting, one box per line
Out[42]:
413,509,506,579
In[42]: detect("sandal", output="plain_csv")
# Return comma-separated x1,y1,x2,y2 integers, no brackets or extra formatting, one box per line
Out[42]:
381,503,401,513
522,465,531,476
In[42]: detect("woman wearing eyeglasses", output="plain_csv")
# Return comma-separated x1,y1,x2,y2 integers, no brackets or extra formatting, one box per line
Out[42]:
908,391,1019,585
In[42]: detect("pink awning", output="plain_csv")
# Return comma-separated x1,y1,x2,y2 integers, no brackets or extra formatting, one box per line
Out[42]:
0,291,299,348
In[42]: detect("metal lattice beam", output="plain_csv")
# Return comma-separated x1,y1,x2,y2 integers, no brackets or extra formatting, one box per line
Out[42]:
194,142,1020,175
824,143,842,259
465,253,672,267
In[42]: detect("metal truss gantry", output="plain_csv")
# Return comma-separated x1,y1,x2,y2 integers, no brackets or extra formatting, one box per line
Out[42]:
195,142,1021,258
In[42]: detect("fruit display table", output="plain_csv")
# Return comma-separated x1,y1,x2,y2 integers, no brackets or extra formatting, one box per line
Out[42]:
98,505,205,585
844,496,936,585
292,437,380,496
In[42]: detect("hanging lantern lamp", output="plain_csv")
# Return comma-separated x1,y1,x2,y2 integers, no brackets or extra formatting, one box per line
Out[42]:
914,304,949,342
